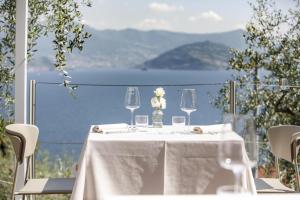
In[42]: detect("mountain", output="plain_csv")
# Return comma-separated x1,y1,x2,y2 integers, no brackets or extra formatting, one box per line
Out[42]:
29,27,245,70
140,41,230,70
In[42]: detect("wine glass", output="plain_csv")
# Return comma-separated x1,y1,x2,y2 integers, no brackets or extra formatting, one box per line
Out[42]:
233,114,257,194
236,115,258,169
218,114,257,193
180,89,197,127
124,87,140,131
218,125,246,193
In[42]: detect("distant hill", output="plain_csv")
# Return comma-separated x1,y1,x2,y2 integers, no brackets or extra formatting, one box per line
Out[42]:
29,27,245,70
140,41,230,70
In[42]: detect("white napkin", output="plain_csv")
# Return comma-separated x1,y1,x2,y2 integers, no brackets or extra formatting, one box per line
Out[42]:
91,123,129,134
199,123,232,134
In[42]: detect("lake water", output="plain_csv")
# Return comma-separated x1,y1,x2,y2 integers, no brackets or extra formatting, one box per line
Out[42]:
28,69,233,158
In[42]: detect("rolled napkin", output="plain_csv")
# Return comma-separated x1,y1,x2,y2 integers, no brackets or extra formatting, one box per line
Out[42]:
91,123,129,134
192,127,203,134
92,125,103,133
199,123,232,134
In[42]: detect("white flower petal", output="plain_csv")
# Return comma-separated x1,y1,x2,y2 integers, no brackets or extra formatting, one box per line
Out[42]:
154,87,165,97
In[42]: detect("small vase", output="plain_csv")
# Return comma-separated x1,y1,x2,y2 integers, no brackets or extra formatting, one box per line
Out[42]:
152,109,163,128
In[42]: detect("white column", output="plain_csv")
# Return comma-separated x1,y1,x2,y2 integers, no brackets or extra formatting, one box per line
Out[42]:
14,0,28,198
15,0,28,124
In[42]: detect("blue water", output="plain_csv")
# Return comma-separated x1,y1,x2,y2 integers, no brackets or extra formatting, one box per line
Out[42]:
28,69,233,158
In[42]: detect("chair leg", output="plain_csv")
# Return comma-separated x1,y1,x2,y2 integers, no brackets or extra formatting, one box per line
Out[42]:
275,157,280,178
294,159,300,192
11,160,19,200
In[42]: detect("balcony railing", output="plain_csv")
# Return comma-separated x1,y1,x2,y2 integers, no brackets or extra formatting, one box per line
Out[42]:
30,80,231,156
27,79,300,186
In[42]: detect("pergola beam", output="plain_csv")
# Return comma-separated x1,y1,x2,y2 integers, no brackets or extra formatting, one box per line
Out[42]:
14,0,28,197
15,0,28,124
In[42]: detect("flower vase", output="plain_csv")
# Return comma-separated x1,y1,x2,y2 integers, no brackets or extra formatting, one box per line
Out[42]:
152,109,163,128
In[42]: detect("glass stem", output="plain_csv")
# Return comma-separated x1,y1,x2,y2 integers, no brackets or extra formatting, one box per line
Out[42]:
188,112,191,126
232,170,242,193
131,109,134,131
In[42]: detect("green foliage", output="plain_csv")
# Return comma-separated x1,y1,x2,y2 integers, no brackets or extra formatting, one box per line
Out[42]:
35,150,73,179
0,0,91,96
0,153,14,200
214,0,300,188
49,0,91,89
0,121,14,200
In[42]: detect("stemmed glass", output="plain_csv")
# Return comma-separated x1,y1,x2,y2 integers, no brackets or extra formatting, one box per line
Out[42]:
218,127,245,193
124,87,140,131
218,114,257,194
180,89,197,127
235,115,257,169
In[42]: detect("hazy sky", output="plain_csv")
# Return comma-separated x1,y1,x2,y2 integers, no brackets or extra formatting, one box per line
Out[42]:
80,0,293,33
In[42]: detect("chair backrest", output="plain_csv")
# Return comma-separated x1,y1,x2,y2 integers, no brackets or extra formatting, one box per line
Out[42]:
5,124,39,164
291,132,300,162
268,125,300,162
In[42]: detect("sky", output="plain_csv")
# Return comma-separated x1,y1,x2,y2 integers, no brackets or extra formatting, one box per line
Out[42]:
80,0,294,33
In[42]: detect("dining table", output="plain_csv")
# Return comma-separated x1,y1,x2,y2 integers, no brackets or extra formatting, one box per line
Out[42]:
70,124,256,200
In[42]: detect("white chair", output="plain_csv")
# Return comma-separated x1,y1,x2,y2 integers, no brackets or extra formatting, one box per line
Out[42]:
5,123,75,200
256,125,300,193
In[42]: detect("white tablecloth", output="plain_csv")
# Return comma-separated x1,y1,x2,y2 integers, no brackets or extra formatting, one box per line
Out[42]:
71,125,256,200
104,194,300,200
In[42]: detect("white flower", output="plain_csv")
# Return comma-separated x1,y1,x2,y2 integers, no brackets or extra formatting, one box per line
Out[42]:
151,87,167,109
151,97,161,108
160,97,166,109
154,87,165,97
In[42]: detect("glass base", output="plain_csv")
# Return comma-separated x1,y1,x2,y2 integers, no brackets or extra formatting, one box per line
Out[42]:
217,185,250,195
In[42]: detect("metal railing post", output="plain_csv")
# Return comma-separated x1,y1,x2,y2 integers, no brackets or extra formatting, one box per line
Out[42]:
29,80,36,125
29,80,36,180
229,80,236,115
